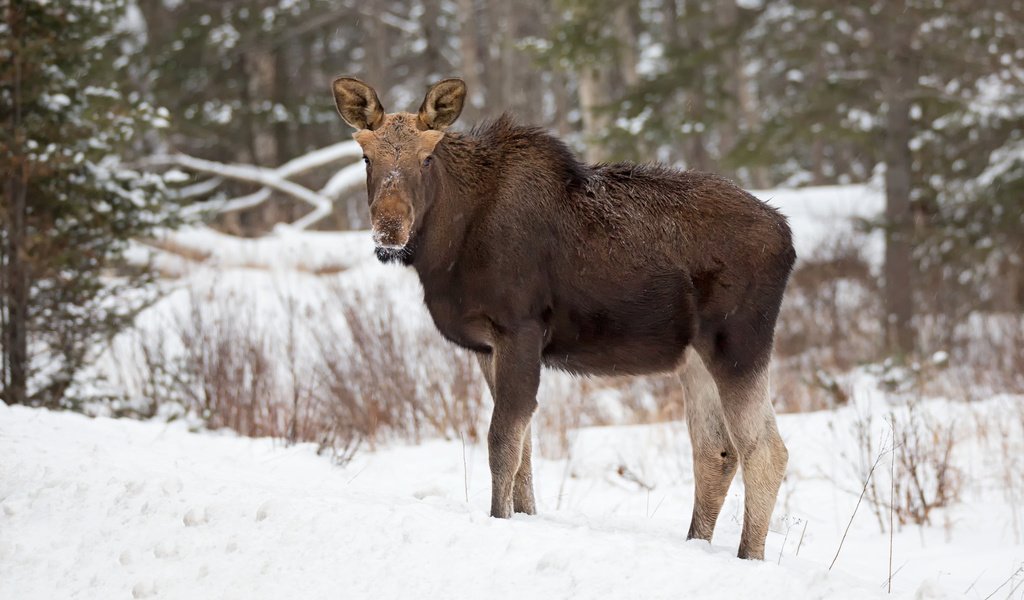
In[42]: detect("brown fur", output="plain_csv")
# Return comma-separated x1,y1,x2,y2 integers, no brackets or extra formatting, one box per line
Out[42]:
332,78,796,560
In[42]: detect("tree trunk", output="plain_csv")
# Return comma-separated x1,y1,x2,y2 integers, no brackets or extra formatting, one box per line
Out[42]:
615,5,639,88
421,0,447,80
456,0,484,121
661,0,683,164
3,5,29,405
578,64,611,163
551,69,572,136
716,0,739,179
497,0,518,113
2,173,29,406
880,3,916,357
882,71,915,356
482,0,504,119
683,0,713,171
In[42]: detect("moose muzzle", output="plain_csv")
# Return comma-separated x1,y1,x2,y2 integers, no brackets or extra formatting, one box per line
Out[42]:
370,196,413,249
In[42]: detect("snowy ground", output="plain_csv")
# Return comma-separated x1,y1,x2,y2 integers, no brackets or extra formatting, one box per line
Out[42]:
3,393,1022,599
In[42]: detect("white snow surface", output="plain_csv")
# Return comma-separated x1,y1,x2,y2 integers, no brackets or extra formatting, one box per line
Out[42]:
6,396,1019,600
6,372,1024,600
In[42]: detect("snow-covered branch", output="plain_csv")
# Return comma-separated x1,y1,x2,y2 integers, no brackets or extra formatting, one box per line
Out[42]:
150,140,364,229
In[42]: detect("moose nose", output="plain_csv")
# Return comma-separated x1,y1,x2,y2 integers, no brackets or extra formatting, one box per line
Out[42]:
371,203,412,248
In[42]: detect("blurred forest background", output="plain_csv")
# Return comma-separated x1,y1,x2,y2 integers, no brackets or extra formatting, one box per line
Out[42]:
2,0,1023,409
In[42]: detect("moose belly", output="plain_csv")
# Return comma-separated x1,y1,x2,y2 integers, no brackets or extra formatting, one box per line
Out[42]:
542,277,697,377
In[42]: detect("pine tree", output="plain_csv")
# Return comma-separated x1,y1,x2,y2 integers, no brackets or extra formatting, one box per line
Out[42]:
738,0,1024,356
1,0,175,407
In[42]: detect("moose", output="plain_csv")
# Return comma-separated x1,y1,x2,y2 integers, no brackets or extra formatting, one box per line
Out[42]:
331,77,796,560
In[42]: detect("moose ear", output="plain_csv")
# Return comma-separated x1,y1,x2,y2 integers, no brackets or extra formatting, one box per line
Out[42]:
332,77,386,131
417,78,466,131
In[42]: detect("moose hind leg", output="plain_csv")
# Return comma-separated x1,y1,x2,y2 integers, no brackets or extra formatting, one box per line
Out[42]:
512,423,536,514
679,348,738,542
716,367,788,560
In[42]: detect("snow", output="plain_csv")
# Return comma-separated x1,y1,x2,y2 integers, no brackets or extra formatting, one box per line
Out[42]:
756,184,885,266
6,394,1018,600
132,225,376,274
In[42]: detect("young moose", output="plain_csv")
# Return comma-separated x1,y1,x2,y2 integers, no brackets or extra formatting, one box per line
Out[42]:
332,77,796,560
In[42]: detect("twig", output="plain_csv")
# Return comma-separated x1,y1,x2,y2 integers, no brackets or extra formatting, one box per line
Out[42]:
778,518,799,565
983,564,1023,600
346,459,371,484
649,494,668,519
888,416,897,593
460,432,469,504
880,562,908,588
965,569,988,595
795,519,809,557
830,441,888,571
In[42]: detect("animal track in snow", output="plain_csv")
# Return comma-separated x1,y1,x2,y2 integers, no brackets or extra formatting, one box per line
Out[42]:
183,507,208,527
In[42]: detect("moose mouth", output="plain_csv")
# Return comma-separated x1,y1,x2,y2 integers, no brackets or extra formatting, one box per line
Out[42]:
374,242,415,265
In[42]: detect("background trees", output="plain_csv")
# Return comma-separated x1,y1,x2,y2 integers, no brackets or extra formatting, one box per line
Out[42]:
1,0,175,406
136,0,1022,350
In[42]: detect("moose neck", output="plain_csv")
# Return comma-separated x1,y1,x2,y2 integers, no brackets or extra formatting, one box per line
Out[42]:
410,130,494,279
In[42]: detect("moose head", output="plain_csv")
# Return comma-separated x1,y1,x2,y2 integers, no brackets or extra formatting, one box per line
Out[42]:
331,77,466,263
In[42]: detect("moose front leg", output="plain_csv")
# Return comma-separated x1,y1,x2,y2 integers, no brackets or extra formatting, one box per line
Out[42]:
484,325,542,519
477,353,537,515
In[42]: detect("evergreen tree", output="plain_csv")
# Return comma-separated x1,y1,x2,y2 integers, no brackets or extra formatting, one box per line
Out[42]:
738,0,1024,355
1,0,175,407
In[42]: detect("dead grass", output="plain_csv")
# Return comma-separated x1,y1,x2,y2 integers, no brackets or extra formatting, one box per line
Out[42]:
310,281,487,448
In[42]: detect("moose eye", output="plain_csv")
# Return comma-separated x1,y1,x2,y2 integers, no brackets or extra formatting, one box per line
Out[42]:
422,155,433,169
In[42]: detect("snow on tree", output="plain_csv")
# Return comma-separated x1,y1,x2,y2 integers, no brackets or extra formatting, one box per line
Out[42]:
1,0,178,407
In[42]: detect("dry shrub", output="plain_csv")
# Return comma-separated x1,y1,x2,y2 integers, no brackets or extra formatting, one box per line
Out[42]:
888,401,962,527
302,263,349,276
993,398,1024,543
311,282,487,448
118,273,696,461
174,288,285,437
117,279,487,457
840,399,963,533
771,355,852,413
771,234,881,413
775,234,881,367
533,377,591,459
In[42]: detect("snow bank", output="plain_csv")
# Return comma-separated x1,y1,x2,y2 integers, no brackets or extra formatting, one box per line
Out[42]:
755,184,884,267
0,403,959,600
130,226,377,275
